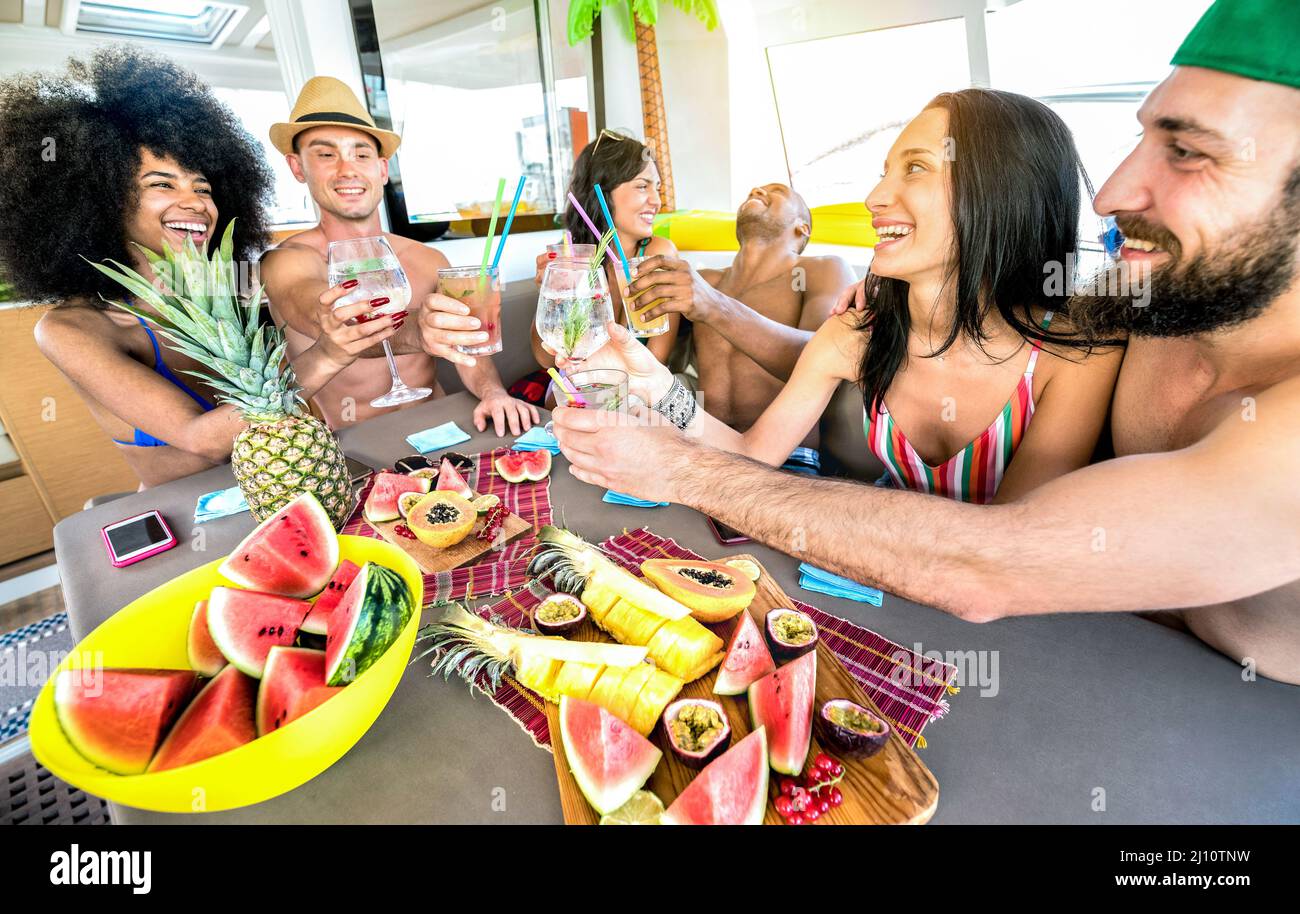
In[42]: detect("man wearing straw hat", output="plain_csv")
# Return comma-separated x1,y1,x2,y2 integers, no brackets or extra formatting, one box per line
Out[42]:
262,76,539,434
553,0,1300,683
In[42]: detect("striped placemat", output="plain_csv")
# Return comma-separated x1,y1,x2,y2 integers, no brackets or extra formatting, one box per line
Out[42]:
419,527,957,751
341,448,554,598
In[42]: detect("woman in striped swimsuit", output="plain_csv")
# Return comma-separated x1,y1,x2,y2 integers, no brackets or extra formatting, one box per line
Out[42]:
560,89,1123,504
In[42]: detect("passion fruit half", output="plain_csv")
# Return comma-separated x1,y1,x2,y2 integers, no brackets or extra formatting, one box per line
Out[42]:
397,490,425,520
662,698,731,768
533,593,588,636
816,698,890,760
764,608,818,660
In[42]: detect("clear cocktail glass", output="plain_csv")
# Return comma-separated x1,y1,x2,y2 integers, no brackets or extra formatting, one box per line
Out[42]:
437,265,503,356
326,235,432,408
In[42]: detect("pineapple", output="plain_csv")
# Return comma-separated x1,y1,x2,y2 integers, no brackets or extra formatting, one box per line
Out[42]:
418,604,680,735
527,526,725,681
88,222,354,527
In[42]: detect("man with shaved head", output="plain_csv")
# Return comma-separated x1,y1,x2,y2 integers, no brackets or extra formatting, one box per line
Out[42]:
552,0,1300,683
625,184,855,471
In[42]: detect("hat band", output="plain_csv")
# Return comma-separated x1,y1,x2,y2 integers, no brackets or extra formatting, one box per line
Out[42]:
294,111,375,129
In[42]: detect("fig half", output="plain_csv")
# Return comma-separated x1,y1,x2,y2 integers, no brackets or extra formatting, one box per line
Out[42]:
764,608,818,660
662,698,731,768
533,593,588,636
816,699,890,759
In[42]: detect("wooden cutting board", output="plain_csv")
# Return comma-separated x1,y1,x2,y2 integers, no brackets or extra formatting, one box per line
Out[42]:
367,494,532,575
546,555,939,825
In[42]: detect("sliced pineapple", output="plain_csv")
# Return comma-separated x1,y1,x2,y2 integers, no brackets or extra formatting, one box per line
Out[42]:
588,665,634,711
647,617,724,682
583,584,620,625
610,662,656,723
551,662,605,702
629,669,683,735
514,655,563,699
604,599,670,646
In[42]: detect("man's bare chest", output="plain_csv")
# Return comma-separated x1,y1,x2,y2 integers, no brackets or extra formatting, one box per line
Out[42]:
1111,343,1247,455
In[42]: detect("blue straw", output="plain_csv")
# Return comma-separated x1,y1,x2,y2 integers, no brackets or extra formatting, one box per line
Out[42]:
490,175,527,271
593,183,632,282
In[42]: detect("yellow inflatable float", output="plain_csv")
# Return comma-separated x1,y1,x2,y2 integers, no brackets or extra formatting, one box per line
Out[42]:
654,202,878,251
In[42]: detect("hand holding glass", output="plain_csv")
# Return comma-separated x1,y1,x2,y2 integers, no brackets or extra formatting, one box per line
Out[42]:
326,236,432,409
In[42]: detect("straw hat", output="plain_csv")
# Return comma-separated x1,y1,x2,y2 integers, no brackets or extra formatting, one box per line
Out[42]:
269,76,401,158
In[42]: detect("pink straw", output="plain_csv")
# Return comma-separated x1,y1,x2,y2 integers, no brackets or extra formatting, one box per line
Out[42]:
567,192,601,241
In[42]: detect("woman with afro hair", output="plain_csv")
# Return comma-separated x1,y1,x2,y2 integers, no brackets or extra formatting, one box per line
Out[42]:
0,46,395,487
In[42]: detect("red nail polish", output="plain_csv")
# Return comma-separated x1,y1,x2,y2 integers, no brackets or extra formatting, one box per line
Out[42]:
370,296,390,307
547,251,556,259
342,279,359,289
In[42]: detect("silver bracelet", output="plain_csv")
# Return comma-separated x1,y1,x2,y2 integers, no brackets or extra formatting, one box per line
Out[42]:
651,378,697,431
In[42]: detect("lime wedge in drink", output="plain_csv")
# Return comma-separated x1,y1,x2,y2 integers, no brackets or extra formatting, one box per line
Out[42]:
334,256,395,276
599,790,664,825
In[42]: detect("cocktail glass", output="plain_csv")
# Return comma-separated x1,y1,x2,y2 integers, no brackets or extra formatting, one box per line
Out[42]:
437,265,502,356
327,236,432,409
545,242,598,261
536,258,614,363
545,368,628,437
616,256,670,338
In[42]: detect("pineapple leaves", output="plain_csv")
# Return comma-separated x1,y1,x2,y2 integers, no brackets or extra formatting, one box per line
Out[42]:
85,218,303,419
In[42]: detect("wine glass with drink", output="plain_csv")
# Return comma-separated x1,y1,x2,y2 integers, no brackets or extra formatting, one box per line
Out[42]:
327,236,432,408
535,258,614,363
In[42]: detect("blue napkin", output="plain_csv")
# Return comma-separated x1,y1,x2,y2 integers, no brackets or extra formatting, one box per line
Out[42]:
797,562,883,606
194,485,249,523
511,425,561,454
406,421,471,454
603,490,669,508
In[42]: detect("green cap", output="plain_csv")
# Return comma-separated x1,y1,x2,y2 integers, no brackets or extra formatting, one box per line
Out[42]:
1172,0,1300,89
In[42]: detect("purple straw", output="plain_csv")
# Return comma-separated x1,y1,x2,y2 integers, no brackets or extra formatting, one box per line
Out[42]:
567,191,602,241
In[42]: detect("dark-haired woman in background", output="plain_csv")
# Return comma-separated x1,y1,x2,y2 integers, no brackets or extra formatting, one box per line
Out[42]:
557,89,1123,504
530,130,682,369
0,47,389,488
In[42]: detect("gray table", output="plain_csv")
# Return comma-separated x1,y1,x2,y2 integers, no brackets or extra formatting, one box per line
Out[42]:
53,393,1300,823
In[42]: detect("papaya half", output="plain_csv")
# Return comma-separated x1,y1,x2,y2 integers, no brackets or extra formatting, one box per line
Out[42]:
639,559,756,624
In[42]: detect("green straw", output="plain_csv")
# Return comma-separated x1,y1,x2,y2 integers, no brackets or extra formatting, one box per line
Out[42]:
478,177,507,289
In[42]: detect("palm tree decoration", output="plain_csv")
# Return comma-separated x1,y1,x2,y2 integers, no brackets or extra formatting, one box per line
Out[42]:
567,0,720,213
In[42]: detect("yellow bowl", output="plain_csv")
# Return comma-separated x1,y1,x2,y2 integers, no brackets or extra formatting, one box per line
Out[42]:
29,535,423,814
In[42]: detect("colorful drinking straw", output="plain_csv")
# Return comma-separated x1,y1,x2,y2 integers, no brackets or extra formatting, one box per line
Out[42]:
547,367,587,407
566,191,602,241
593,183,632,282
490,176,527,271
562,230,573,257
478,178,507,290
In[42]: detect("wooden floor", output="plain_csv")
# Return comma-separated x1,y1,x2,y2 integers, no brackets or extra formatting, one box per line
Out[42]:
0,550,63,632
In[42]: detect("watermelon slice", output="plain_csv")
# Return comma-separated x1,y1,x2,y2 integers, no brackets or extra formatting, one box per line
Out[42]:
218,493,339,599
495,450,552,483
748,651,817,775
558,696,663,815
300,560,361,635
256,647,341,736
148,665,258,773
364,472,431,523
325,562,414,686
187,600,227,677
714,611,776,695
661,727,769,825
53,668,199,775
435,458,473,499
206,587,310,678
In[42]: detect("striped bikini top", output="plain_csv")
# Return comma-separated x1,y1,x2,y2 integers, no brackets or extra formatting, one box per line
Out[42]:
864,312,1054,504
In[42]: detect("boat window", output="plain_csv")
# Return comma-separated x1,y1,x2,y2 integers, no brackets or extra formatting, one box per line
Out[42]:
765,17,971,210
356,0,590,240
